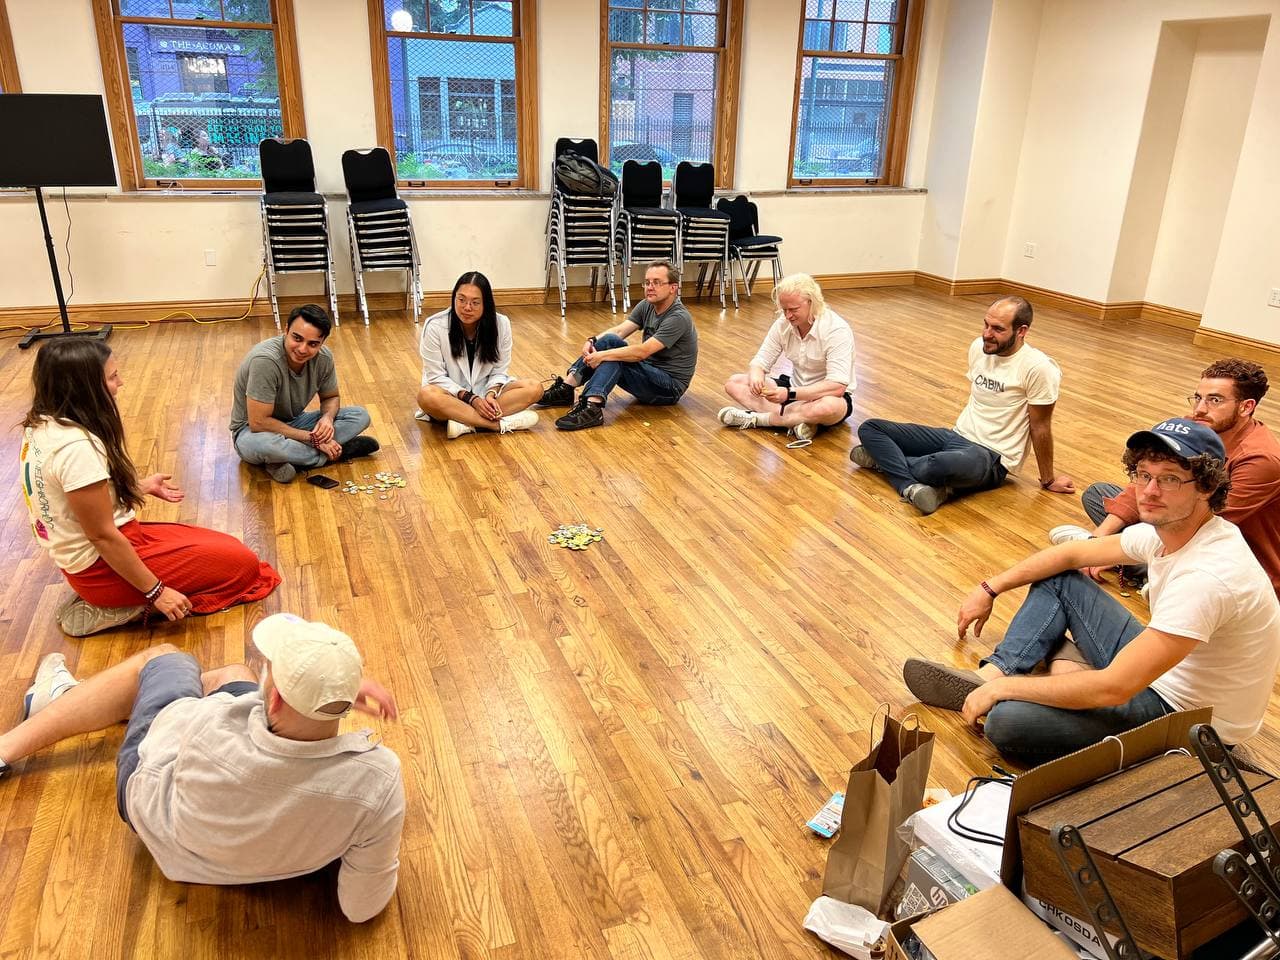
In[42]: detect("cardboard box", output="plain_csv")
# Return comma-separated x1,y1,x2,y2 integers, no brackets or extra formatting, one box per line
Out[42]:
888,885,1077,960
896,846,978,919
999,708,1280,959
1023,890,1120,960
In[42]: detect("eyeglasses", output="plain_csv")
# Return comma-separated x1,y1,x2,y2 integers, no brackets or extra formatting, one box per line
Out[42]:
642,280,671,288
1129,469,1192,491
1187,394,1236,408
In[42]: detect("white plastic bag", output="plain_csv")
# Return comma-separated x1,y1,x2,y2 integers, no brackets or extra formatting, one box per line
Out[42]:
803,896,890,959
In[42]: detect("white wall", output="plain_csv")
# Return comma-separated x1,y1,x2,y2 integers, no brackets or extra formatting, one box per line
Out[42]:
0,0,928,311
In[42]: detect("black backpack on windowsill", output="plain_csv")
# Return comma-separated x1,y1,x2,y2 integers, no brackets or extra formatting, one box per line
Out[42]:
554,152,618,198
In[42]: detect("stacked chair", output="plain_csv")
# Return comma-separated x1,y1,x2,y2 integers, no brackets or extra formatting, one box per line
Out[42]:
544,137,616,318
669,161,734,309
258,138,339,328
716,194,784,300
614,160,680,312
341,147,422,326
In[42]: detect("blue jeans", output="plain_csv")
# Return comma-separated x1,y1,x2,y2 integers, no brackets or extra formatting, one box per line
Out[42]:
857,419,1007,496
1082,481,1146,581
569,333,685,405
981,571,1171,763
233,406,370,469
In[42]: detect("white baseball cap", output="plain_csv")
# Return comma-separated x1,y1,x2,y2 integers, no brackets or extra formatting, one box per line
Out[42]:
252,613,363,722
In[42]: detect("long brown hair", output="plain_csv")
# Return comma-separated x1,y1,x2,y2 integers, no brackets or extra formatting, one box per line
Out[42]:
23,339,143,511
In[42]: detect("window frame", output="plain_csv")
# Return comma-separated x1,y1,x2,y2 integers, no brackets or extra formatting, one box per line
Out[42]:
598,0,744,189
367,0,539,190
786,0,925,188
92,0,307,191
0,0,22,94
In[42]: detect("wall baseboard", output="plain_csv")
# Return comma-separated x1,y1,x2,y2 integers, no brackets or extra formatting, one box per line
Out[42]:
1193,327,1280,364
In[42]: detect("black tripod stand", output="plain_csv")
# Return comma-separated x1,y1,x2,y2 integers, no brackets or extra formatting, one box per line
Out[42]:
18,186,111,350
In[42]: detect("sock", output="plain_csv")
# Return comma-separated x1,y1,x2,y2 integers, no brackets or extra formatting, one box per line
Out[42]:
755,411,772,427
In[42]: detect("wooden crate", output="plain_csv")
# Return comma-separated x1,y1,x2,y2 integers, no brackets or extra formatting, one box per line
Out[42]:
1018,753,1280,958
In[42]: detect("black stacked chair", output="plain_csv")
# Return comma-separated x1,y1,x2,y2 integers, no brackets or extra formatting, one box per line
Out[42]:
258,138,339,328
341,147,422,326
716,194,784,299
669,161,734,309
544,137,616,318
614,160,680,312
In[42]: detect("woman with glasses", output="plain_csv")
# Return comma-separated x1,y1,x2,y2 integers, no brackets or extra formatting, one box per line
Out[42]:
415,271,542,438
20,339,281,637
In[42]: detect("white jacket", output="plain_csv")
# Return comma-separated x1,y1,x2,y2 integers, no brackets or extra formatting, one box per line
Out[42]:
418,308,515,395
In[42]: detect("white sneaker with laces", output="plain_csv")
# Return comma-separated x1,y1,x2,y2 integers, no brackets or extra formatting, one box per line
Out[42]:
1048,524,1093,545
23,652,79,720
446,420,477,439
788,422,816,443
718,406,758,429
499,410,538,433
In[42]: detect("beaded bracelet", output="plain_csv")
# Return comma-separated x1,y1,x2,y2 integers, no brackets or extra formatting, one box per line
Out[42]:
143,580,165,603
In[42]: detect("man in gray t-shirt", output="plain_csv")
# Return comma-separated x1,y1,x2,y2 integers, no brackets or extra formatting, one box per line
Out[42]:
538,259,699,431
229,304,378,483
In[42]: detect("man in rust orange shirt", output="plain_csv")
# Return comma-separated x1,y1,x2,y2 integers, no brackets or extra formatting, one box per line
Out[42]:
1051,358,1280,595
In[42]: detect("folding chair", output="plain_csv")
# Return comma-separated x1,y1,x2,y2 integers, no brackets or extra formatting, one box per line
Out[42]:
670,161,733,309
716,195,784,299
614,160,680,311
544,137,617,318
341,147,422,326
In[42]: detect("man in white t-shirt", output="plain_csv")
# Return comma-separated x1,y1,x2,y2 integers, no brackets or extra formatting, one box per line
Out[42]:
717,273,856,444
902,418,1280,763
851,296,1073,514
0,614,405,922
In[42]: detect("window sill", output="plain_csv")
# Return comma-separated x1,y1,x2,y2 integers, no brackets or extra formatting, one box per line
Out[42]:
0,188,553,201
754,186,926,197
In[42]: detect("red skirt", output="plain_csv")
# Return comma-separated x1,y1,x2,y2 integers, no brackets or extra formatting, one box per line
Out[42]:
63,519,281,613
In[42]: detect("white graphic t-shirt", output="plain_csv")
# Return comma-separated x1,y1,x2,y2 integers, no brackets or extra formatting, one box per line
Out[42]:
953,338,1060,473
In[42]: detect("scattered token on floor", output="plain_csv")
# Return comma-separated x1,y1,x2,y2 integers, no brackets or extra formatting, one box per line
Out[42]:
549,523,605,551
341,472,406,498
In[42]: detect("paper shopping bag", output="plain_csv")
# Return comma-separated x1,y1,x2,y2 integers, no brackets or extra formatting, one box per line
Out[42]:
822,708,934,915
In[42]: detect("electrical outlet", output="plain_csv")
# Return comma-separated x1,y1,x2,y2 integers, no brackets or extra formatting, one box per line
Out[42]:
204,249,217,267
1269,288,1280,308
1023,242,1037,259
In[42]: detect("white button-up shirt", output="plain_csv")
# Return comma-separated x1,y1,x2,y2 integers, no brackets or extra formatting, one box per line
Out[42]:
750,308,856,389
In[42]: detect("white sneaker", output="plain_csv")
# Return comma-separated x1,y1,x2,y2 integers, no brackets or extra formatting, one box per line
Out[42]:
56,597,146,637
902,482,950,515
788,422,816,443
446,420,477,439
23,652,79,720
718,406,758,429
1049,524,1093,545
499,410,538,434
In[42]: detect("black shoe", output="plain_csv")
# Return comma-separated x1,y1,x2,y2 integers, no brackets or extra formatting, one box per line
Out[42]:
555,401,604,431
538,377,576,407
339,435,381,461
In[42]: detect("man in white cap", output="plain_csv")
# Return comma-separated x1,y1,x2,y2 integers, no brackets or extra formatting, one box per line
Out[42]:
0,613,404,923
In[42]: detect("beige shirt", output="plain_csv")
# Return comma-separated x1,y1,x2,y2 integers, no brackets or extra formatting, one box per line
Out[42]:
20,419,136,574
953,339,1060,474
126,690,404,923
750,308,856,389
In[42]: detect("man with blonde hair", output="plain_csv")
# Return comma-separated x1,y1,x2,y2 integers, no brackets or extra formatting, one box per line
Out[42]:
852,296,1073,514
718,273,856,443
0,614,404,923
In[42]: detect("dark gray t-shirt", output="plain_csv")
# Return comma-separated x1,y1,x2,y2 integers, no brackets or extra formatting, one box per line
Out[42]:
631,298,698,391
229,336,338,433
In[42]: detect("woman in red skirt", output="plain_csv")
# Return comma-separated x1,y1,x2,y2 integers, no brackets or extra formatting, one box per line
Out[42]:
20,339,281,636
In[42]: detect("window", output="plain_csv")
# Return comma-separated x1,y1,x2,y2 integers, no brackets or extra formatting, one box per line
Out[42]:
601,0,744,185
788,0,924,186
0,0,21,94
93,0,306,189
370,1,537,187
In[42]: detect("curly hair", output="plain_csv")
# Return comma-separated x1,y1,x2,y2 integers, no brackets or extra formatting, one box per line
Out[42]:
1122,444,1230,513
1201,358,1268,404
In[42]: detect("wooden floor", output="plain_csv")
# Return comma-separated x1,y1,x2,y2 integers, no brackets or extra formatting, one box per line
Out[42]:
0,284,1276,958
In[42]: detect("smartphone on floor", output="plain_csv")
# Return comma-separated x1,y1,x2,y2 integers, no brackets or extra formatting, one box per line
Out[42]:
307,475,340,489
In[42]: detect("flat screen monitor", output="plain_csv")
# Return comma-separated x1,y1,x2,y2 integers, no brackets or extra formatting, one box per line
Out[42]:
0,94,117,188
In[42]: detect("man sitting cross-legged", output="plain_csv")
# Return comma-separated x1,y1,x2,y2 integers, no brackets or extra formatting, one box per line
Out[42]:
0,614,405,923
903,418,1280,765
718,272,855,444
538,259,698,431
851,296,1072,514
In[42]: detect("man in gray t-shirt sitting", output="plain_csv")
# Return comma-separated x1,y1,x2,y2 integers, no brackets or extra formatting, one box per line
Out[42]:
539,259,699,431
229,304,378,483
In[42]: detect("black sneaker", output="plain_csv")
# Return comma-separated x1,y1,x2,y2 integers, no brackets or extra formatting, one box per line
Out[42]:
555,401,604,431
339,435,381,461
538,377,576,407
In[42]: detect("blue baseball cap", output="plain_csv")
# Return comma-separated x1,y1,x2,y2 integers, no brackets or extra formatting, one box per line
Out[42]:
1126,417,1226,463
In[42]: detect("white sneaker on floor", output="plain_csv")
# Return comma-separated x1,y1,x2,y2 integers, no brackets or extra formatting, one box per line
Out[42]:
1049,524,1093,545
23,652,79,720
718,406,758,429
902,482,950,516
56,597,146,638
788,422,816,443
446,420,477,439
499,410,538,434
